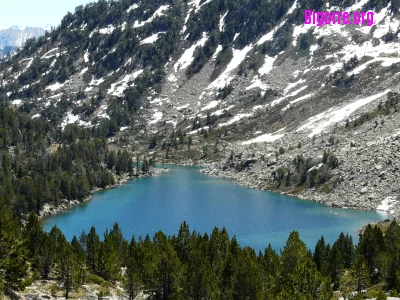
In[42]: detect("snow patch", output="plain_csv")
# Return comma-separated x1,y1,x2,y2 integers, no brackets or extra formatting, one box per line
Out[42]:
11,99,22,105
201,100,219,111
256,0,298,46
282,93,312,111
292,24,309,47
99,25,115,34
286,85,307,97
176,104,189,110
195,0,213,12
208,45,252,89
209,1,297,90
212,105,235,116
84,49,89,63
140,32,165,44
218,113,252,127
41,48,58,59
133,5,169,28
258,55,277,75
349,56,400,75
127,3,139,13
246,77,268,90
374,14,400,39
271,85,308,107
149,111,163,124
377,196,398,214
181,6,194,33
242,129,285,145
61,112,80,129
344,0,369,11
309,44,318,56
308,163,323,172
89,77,105,86
297,90,390,137
174,32,208,71
219,11,228,31
167,74,178,82
284,79,306,94
213,45,223,59
107,69,143,96
80,67,89,75
46,82,65,91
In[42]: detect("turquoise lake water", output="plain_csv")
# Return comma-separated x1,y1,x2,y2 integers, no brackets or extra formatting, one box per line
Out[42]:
41,165,389,252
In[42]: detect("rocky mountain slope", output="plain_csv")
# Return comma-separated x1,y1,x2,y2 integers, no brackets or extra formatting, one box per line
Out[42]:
0,0,399,216
0,26,51,57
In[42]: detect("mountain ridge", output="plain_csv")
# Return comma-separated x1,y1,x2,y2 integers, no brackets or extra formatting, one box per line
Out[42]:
0,0,399,216
0,25,52,57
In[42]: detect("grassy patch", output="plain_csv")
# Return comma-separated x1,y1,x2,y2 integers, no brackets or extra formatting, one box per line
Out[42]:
49,143,60,154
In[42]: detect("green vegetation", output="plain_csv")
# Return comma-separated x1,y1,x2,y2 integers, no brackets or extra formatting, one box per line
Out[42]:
227,150,340,192
2,201,400,299
0,107,152,217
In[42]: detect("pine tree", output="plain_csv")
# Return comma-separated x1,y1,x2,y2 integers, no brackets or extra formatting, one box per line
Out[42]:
86,226,100,272
23,212,45,258
280,231,309,283
280,258,332,299
0,198,28,291
233,248,262,299
124,236,141,300
327,243,343,289
352,255,370,293
103,228,121,282
313,235,329,274
152,231,182,298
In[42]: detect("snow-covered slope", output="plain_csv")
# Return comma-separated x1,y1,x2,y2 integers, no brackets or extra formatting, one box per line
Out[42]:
1,0,399,136
1,0,400,214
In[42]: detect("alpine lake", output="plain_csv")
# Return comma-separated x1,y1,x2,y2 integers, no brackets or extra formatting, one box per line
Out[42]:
41,165,390,252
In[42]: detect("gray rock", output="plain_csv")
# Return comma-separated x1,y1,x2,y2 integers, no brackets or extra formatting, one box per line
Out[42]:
25,295,40,300
86,293,97,300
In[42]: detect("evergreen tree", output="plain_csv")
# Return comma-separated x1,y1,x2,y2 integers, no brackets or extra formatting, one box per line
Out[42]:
86,226,100,272
280,231,309,282
124,236,142,300
351,255,370,293
280,258,332,299
259,244,280,298
0,198,28,291
152,231,182,299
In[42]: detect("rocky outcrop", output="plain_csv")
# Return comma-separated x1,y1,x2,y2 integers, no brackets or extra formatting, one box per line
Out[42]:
201,103,400,219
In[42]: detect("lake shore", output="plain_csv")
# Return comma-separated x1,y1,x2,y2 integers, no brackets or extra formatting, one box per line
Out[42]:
199,162,397,219
41,164,387,252
38,167,170,219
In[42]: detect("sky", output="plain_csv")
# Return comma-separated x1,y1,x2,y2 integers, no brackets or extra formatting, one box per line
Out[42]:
0,0,95,29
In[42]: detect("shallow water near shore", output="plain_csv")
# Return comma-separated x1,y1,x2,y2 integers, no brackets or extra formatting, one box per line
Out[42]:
41,165,389,252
